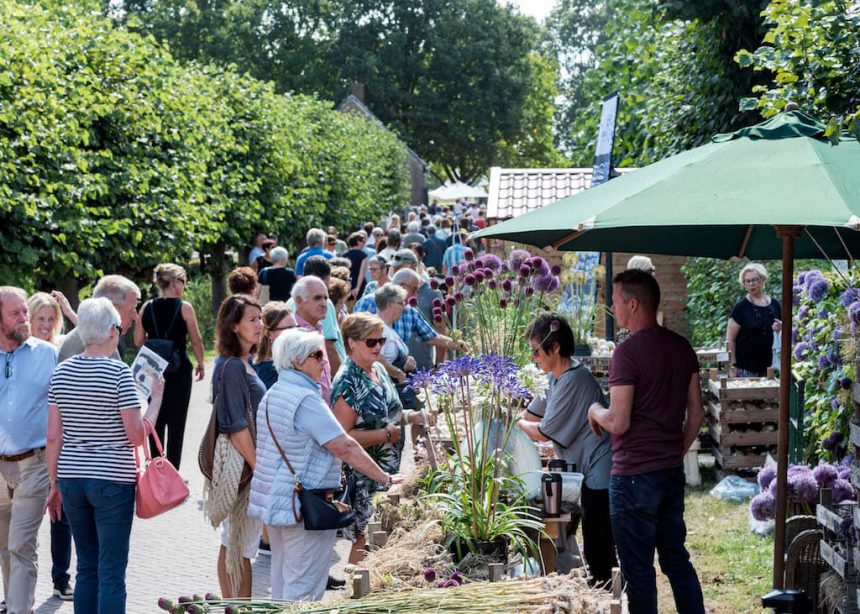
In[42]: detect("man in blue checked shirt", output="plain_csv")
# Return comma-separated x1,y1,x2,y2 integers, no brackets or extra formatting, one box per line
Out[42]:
353,269,466,355
0,286,58,614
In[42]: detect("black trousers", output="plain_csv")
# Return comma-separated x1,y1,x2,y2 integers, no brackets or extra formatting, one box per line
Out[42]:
581,483,617,585
149,360,193,469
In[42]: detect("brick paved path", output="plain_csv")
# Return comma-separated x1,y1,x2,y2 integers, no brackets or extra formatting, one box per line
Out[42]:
31,361,352,613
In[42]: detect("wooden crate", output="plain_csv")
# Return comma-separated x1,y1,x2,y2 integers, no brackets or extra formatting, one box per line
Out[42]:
819,500,860,613
706,375,780,472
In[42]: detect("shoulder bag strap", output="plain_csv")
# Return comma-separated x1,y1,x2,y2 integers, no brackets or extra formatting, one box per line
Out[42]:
264,398,305,524
162,300,183,339
146,301,162,338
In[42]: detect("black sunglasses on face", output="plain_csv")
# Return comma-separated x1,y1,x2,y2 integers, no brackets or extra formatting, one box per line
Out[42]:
307,349,325,362
363,337,386,349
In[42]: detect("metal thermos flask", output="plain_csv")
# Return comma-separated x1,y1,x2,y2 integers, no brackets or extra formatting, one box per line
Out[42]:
542,472,563,517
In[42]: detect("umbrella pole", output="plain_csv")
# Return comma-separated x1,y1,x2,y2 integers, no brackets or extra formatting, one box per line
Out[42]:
773,225,800,587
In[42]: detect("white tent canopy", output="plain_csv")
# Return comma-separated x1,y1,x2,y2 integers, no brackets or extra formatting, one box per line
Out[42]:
429,181,488,201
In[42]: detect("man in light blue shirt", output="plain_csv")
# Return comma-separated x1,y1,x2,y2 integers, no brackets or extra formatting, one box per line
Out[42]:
0,286,58,614
295,228,334,277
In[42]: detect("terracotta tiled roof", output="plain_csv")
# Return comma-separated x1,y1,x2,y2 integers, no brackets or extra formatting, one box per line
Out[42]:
486,166,636,221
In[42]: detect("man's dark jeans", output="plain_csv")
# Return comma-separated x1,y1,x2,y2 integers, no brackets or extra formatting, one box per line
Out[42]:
609,467,704,614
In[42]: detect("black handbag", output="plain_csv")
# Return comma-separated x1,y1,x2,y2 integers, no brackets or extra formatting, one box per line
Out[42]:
144,300,183,373
265,400,355,531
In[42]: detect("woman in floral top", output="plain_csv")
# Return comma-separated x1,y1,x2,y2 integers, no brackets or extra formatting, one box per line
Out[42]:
331,313,433,563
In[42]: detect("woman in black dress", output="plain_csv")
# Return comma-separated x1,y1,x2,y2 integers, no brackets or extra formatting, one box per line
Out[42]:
134,263,205,468
726,262,782,377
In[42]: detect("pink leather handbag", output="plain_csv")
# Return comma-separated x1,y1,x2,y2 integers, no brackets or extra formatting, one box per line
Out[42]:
135,423,189,519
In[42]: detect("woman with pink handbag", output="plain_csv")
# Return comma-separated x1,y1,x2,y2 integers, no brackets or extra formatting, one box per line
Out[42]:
45,297,164,614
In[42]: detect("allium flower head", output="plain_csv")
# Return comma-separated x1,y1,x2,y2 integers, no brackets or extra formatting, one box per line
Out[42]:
833,478,854,503
758,465,776,490
480,254,503,271
551,264,562,276
533,274,555,293
813,463,839,488
499,297,508,308
423,567,437,582
445,295,456,307
452,265,460,276
464,274,476,286
519,265,532,277
488,279,497,290
464,249,474,262
808,278,829,303
547,276,560,293
508,249,531,270
430,278,440,290
445,276,455,287
502,279,513,292
527,256,550,277
454,291,464,302
408,296,418,307
433,297,444,309
433,314,443,323
474,271,485,283
750,491,775,521
524,286,535,297
841,288,859,307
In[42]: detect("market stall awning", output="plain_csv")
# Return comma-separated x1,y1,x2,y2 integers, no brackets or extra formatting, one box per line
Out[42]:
429,182,488,201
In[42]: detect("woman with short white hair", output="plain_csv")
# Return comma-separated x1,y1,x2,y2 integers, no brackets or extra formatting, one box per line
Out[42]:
46,297,164,614
726,262,781,377
248,329,391,602
374,284,416,383
258,247,297,302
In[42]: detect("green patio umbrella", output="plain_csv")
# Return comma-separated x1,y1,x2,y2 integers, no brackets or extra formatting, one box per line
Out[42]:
472,110,860,587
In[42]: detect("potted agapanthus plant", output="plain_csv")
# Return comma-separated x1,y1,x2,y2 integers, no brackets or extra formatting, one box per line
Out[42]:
409,355,545,563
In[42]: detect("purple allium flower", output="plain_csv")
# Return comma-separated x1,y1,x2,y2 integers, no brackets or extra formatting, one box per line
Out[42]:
433,298,444,309
464,248,474,262
841,288,859,307
454,291,464,302
519,265,532,277
508,249,531,270
502,279,513,292
178,596,191,604
833,478,855,503
808,278,829,303
158,597,175,611
445,295,457,307
430,278,440,290
841,377,852,390
750,491,775,521
792,474,819,504
408,296,418,307
524,286,535,297
445,276,455,287
452,265,460,276
433,314,443,323
432,307,443,317
527,256,550,277
423,567,437,582
450,571,464,584
474,271,485,283
488,279,497,290
788,464,813,477
813,463,839,488
533,274,554,292
758,465,776,490
547,276,560,293
551,264,562,276
436,580,448,588
480,254,503,271
499,297,508,308
850,301,860,326
464,274,476,286
204,593,218,601
794,342,810,360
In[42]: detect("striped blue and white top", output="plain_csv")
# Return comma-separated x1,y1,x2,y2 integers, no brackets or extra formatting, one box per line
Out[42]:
48,356,141,484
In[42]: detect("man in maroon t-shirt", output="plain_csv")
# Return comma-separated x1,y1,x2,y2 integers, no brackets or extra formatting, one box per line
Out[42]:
587,269,705,614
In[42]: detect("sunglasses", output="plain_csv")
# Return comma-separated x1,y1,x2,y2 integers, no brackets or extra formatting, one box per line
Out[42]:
307,349,325,362
363,337,387,349
4,352,12,379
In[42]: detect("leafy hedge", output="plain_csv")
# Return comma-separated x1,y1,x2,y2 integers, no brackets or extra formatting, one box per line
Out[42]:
0,0,408,292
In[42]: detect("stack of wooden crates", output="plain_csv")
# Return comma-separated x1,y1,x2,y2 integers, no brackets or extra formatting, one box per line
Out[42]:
704,369,780,472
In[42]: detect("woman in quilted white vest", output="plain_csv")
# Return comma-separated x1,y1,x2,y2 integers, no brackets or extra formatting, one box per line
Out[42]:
248,328,391,601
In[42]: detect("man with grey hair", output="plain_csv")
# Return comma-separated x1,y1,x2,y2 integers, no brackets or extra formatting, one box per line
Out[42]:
295,228,333,277
258,246,296,302
289,276,333,403
391,249,446,369
402,221,424,248
0,286,58,613
58,275,141,363
353,269,465,357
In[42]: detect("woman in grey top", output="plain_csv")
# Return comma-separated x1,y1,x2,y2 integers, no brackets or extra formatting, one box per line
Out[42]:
517,313,616,586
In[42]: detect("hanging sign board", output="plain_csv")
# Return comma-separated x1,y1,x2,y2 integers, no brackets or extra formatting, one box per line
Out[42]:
591,92,620,187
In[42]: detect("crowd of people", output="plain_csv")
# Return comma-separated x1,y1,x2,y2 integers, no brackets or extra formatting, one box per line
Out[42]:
2,195,774,613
